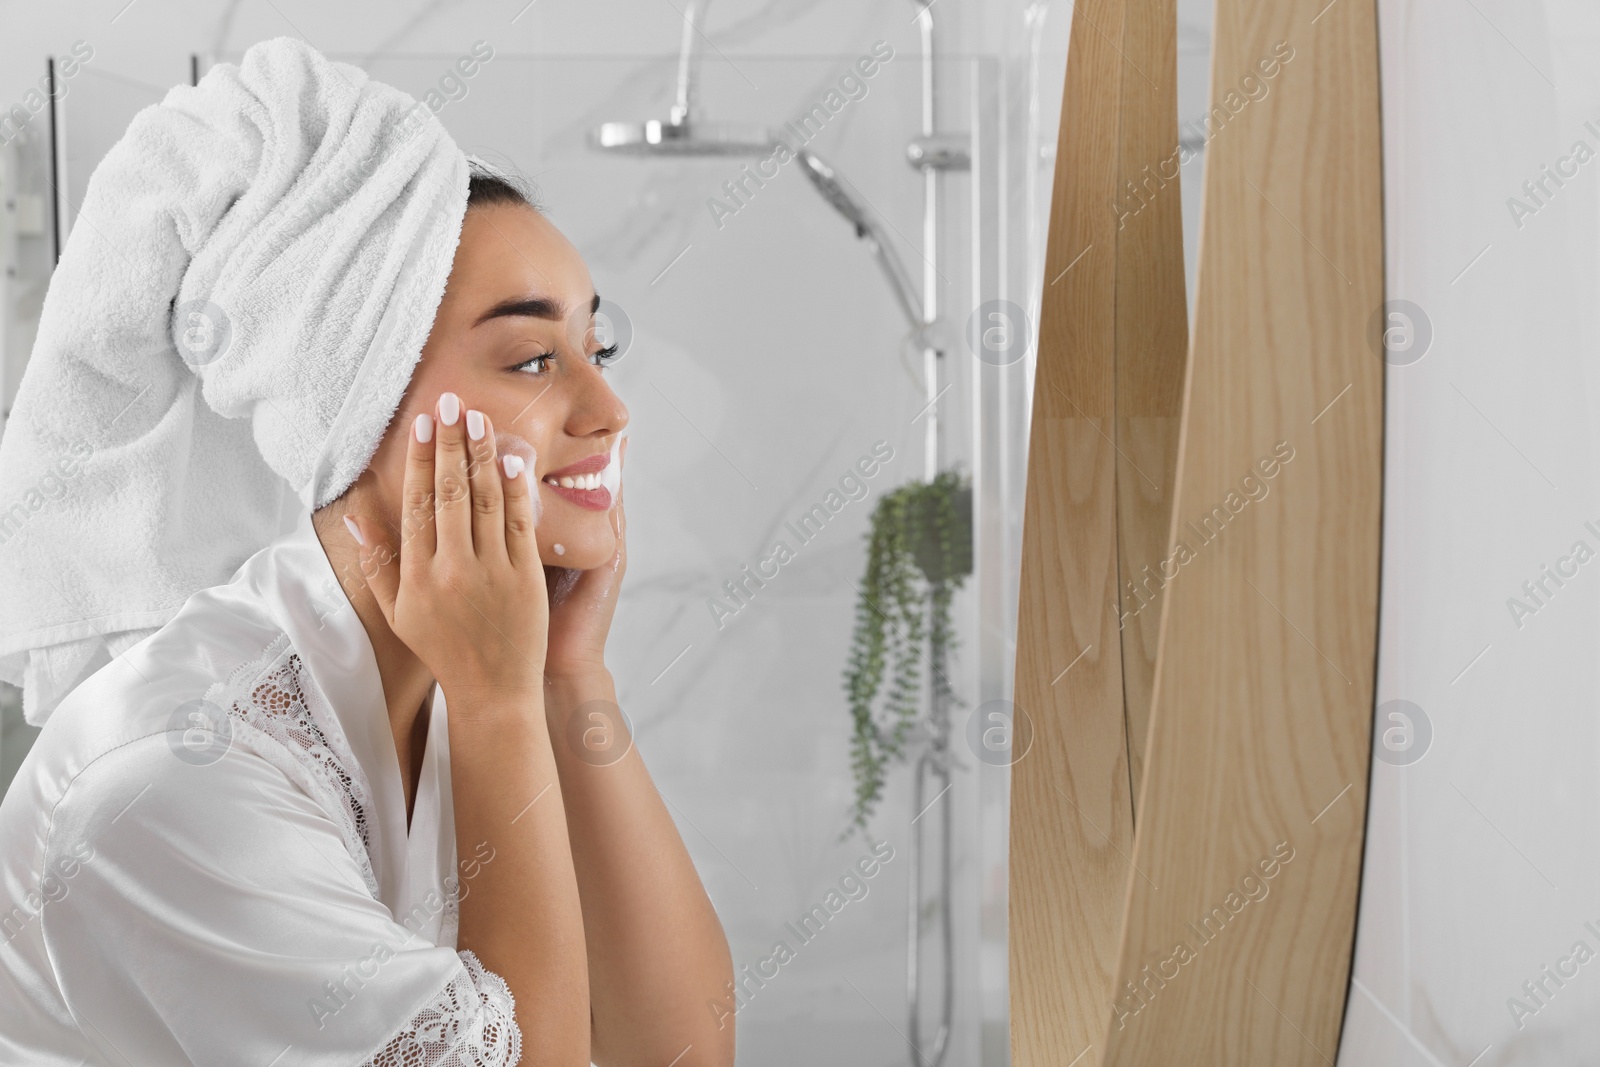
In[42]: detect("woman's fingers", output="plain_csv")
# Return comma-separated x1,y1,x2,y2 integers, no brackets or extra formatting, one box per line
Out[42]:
502,444,540,571
433,391,473,561
465,408,507,563
402,409,437,562
375,393,552,696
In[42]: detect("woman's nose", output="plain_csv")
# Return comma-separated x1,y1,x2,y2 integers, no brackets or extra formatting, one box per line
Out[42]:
570,363,629,439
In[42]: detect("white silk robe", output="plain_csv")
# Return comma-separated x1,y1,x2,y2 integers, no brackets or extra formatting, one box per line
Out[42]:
0,509,521,1065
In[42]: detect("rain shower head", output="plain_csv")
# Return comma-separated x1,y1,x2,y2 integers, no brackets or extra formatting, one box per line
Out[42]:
587,0,775,158
588,118,777,157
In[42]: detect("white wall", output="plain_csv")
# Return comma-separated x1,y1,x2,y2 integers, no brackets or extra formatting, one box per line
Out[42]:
0,0,1009,113
1340,2,1600,1063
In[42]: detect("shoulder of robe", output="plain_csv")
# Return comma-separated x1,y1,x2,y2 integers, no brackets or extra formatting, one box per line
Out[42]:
32,728,382,982
38,722,323,881
23,594,300,830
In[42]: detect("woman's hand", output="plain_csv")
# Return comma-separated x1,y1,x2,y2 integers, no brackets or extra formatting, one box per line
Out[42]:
350,395,590,1064
346,392,548,701
544,437,628,681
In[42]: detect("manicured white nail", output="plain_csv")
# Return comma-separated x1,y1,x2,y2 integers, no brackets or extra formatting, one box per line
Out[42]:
414,413,433,443
466,409,485,441
342,515,365,546
439,392,461,426
502,455,525,479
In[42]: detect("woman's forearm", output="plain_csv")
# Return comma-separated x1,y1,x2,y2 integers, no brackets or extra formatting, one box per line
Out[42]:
544,670,735,1067
448,689,591,1067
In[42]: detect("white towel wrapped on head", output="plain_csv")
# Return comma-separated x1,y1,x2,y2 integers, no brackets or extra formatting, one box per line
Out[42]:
0,36,474,723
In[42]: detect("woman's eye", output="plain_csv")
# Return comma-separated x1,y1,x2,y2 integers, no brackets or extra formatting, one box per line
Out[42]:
590,343,620,368
512,351,554,375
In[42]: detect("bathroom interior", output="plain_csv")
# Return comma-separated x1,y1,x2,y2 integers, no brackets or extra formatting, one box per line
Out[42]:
0,3,1078,1063
10,0,1600,1064
3,1,1203,1065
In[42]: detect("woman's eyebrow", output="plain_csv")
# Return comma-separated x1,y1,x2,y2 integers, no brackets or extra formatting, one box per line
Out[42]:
472,291,603,328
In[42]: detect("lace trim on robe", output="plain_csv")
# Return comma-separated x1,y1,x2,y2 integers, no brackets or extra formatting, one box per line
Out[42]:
202,634,379,895
361,950,522,1067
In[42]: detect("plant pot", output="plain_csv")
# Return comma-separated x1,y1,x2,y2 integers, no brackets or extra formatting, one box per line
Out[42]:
910,483,972,585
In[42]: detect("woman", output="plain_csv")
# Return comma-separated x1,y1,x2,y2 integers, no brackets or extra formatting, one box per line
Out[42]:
0,37,733,1066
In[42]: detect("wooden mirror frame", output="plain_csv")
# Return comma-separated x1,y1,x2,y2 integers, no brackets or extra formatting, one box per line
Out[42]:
1009,0,1384,1063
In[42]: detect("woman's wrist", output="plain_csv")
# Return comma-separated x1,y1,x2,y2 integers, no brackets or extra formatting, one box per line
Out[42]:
542,667,622,747
441,678,547,726
543,661,612,694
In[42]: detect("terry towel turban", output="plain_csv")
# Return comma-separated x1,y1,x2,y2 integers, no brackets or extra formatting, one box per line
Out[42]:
0,36,479,723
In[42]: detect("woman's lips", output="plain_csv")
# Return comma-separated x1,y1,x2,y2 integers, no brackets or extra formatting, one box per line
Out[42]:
539,449,615,511
541,480,612,511
545,453,610,477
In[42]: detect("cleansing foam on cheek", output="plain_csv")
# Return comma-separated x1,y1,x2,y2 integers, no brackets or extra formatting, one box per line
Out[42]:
494,431,541,526
599,432,626,501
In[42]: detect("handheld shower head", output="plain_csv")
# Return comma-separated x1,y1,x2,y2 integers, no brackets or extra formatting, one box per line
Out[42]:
795,150,873,235
795,149,926,330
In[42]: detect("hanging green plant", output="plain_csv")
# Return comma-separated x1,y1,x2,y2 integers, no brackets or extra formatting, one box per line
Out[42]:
842,469,972,835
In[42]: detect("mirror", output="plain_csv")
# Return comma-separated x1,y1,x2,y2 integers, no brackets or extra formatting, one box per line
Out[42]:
1009,0,1382,1061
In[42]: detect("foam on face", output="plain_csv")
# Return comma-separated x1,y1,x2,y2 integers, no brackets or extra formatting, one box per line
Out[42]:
599,432,625,501
494,431,541,526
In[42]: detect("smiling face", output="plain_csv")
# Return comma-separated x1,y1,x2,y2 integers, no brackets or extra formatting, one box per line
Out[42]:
363,194,629,570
